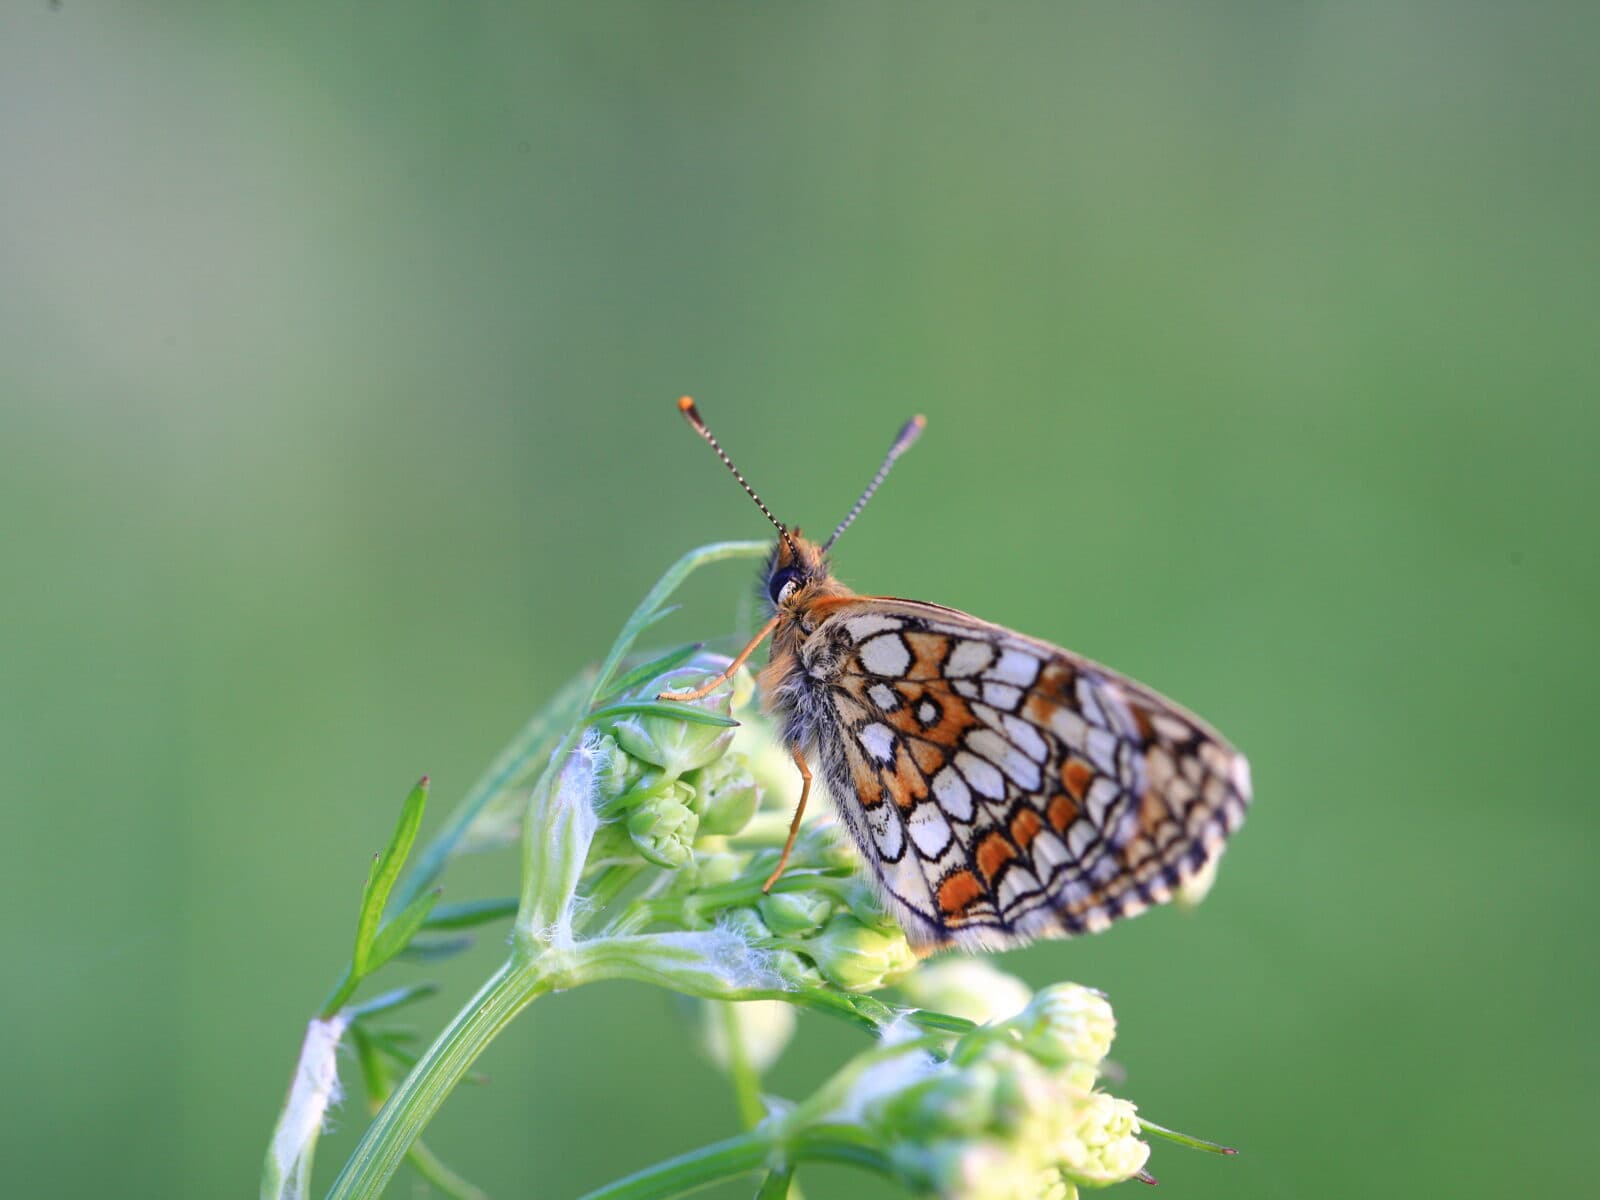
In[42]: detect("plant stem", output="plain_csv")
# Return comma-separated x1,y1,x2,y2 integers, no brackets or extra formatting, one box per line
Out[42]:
577,1131,772,1200
324,954,557,1200
577,1124,896,1200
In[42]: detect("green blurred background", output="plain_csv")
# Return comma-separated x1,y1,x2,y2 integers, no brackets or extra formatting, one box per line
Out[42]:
3,3,1595,1197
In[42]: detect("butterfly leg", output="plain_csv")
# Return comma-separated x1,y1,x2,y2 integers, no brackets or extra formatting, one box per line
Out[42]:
761,746,812,892
656,615,780,702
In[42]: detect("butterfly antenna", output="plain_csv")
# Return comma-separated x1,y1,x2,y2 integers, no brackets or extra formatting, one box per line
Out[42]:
823,414,926,551
677,397,797,555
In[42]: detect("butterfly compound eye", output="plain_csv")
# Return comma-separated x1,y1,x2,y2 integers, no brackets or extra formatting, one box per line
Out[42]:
769,568,801,606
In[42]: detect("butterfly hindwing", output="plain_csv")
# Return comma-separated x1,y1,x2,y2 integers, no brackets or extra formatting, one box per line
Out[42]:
798,597,1251,950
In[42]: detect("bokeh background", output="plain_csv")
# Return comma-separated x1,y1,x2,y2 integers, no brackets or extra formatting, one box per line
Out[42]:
3,3,1596,1198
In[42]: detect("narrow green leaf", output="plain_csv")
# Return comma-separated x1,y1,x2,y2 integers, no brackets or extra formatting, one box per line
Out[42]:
587,701,739,729
423,896,519,930
367,886,442,972
596,643,704,704
590,540,770,700
393,933,476,963
348,983,439,1021
353,777,430,977
1139,1117,1238,1155
390,669,595,911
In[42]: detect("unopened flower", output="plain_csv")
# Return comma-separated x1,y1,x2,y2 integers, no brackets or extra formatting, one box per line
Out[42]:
610,657,741,778
626,780,700,868
758,890,833,936
688,752,761,836
697,998,797,1075
1053,1093,1149,1187
803,912,918,992
592,733,646,802
1000,984,1115,1086
900,959,1033,1026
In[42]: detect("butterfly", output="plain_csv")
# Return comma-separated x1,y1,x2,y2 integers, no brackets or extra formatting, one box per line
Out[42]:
660,397,1251,951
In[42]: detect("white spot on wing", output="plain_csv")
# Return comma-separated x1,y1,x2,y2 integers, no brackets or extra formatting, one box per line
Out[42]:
1086,777,1121,826
1002,714,1049,762
966,730,1042,791
931,766,974,820
1050,707,1089,750
956,751,1006,800
868,683,899,711
982,681,1022,709
859,635,911,677
1067,818,1097,859
1031,830,1070,871
868,805,903,859
946,640,994,677
907,805,954,858
844,614,903,641
1086,728,1120,775
991,648,1041,688
916,700,939,725
1231,754,1253,800
997,865,1043,910
858,722,897,763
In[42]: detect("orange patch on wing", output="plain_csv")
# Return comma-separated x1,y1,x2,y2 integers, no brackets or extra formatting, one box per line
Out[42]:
937,869,984,918
1047,793,1079,833
920,691,980,746
855,764,885,808
1010,806,1042,849
908,738,947,775
1037,659,1077,701
975,830,1016,883
882,745,929,810
903,631,950,680
1138,788,1169,834
1061,757,1094,802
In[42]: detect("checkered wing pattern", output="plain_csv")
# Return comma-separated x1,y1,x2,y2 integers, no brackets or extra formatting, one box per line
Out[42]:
800,598,1251,950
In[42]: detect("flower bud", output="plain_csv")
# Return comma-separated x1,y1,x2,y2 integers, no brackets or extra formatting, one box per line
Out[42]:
804,913,918,992
592,733,645,803
1004,984,1115,1083
899,959,1033,1026
611,657,739,778
757,890,833,937
698,998,797,1075
626,780,700,868
687,752,761,836
1053,1093,1149,1187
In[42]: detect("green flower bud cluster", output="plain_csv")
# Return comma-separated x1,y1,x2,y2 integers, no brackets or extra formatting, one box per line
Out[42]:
777,982,1151,1200
589,654,769,869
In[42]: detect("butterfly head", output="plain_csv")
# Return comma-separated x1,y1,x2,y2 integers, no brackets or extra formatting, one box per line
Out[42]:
762,529,838,612
674,397,926,609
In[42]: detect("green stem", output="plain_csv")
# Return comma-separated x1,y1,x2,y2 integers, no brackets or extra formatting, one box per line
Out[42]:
325,954,558,1200
577,1130,772,1200
577,1125,895,1200
717,1002,766,1130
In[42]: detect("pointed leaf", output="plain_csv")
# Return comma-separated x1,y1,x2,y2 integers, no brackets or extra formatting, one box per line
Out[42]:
367,886,442,972
348,983,439,1021
423,897,518,931
353,777,430,977
587,701,739,729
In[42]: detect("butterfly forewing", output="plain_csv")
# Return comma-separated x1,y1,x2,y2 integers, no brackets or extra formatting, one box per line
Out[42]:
797,597,1251,950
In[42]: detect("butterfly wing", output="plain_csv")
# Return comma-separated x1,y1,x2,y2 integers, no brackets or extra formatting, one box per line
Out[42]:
794,597,1251,950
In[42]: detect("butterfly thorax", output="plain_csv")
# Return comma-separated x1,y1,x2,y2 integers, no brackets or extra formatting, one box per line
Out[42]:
759,531,855,751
